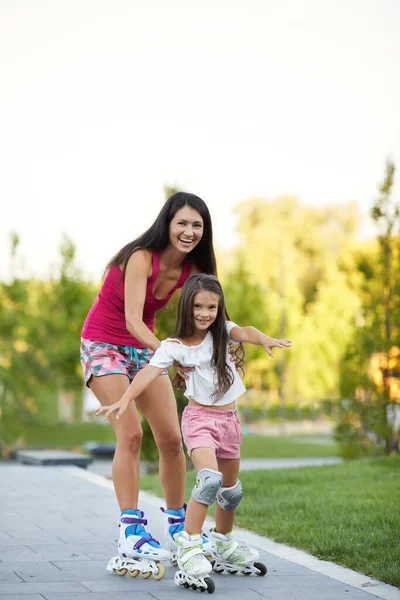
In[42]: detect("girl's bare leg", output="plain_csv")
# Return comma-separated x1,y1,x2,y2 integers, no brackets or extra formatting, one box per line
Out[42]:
136,374,186,509
183,447,219,534
214,457,241,534
89,374,143,510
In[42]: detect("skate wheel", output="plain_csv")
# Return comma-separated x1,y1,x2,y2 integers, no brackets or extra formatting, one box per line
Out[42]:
213,566,224,574
183,582,190,588
140,571,152,579
227,570,238,575
254,562,267,576
205,577,215,594
152,562,165,580
115,568,127,576
128,569,139,577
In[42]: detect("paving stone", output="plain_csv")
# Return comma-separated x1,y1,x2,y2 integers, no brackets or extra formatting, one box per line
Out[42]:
0,547,45,563
0,561,80,583
0,595,45,599
41,593,156,600
0,581,88,595
0,464,396,600
0,571,23,584
23,546,93,562
0,535,68,546
150,589,266,599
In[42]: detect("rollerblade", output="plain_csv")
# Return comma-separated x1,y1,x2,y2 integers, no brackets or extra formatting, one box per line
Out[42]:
209,528,267,576
161,504,213,565
106,509,168,580
174,530,215,593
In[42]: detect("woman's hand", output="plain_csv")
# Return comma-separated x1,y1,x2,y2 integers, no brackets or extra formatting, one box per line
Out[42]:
228,345,237,365
263,337,292,358
95,397,131,420
173,361,194,380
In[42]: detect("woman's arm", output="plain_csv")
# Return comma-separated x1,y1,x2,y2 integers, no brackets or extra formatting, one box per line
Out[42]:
124,250,161,352
229,325,291,357
95,365,163,420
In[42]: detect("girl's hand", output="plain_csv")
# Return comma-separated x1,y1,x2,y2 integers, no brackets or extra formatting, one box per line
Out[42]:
263,338,292,358
173,360,194,380
95,398,131,420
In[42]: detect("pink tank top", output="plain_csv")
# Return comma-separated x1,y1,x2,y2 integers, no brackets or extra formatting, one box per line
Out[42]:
82,250,191,348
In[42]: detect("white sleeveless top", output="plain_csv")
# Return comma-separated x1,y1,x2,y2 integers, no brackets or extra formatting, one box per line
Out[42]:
149,320,246,406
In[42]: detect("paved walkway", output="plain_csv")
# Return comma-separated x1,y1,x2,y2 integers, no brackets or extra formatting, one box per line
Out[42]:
0,463,398,600
88,456,343,478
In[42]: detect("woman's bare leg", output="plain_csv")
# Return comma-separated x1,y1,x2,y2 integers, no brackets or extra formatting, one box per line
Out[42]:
136,374,186,509
89,374,143,510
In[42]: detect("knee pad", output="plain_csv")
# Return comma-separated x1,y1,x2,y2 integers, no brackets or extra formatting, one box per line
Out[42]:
191,468,223,506
217,479,243,511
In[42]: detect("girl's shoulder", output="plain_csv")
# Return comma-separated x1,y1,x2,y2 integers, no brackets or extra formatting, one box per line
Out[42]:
159,337,185,350
163,333,212,350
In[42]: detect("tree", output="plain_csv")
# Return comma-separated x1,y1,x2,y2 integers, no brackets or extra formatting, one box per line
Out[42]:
37,235,97,422
229,195,360,407
336,161,400,457
0,235,48,453
371,160,400,452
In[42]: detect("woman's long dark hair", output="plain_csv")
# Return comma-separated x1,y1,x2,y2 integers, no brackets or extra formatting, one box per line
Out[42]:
104,192,217,278
172,274,245,403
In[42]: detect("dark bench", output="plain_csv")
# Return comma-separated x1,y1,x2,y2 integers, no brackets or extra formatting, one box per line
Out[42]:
16,449,93,469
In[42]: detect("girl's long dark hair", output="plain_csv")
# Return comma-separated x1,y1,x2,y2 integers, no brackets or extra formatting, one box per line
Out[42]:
104,192,217,278
172,274,245,403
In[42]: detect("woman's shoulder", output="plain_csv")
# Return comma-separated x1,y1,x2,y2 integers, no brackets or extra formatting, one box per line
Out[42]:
125,248,153,278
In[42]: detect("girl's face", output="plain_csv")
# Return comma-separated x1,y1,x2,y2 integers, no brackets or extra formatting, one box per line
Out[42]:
169,206,204,254
192,290,220,332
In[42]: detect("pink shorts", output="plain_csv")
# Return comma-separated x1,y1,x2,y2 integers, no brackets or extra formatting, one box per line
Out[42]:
181,405,242,459
80,338,166,386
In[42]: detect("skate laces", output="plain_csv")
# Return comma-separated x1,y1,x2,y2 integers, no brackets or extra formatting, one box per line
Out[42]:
121,509,161,549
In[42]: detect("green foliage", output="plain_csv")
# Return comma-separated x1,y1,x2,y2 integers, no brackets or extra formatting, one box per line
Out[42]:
336,161,400,456
220,196,359,403
36,235,96,395
0,235,48,450
0,234,97,452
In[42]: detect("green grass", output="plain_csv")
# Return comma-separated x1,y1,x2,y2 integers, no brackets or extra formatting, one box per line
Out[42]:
240,433,338,458
17,425,338,458
140,455,400,587
18,422,116,448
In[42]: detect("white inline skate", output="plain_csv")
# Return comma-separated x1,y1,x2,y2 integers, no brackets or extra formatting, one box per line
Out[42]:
161,504,213,566
106,509,169,580
209,528,267,576
174,530,215,593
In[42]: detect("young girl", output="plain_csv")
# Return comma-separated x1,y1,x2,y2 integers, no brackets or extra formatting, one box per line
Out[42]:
96,274,291,593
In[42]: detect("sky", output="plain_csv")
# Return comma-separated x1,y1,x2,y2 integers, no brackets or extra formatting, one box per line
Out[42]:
1,0,399,280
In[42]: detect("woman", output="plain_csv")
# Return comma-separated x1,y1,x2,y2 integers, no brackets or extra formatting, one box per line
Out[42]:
80,192,216,572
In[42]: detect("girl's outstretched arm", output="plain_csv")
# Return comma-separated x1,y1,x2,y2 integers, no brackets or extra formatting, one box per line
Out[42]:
95,365,163,420
229,325,291,357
